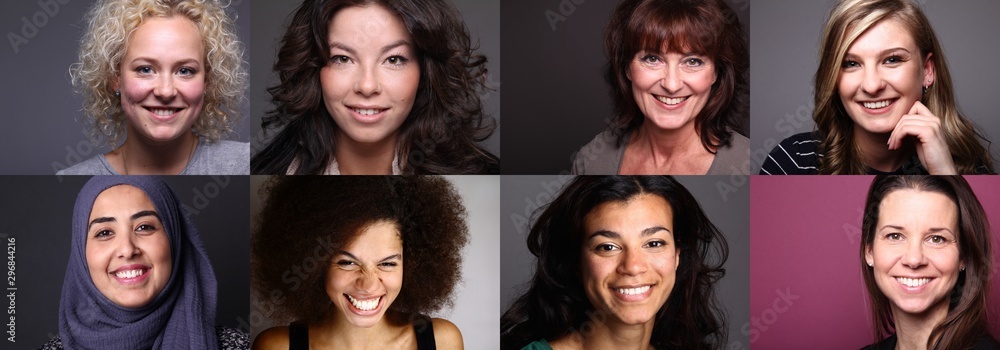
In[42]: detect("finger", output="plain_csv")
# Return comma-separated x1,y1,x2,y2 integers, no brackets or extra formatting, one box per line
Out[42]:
908,100,934,118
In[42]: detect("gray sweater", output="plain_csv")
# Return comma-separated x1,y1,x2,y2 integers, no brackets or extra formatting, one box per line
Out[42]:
572,129,751,175
55,139,249,175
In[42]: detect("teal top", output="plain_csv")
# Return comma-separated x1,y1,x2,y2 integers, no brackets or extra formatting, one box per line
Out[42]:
521,339,554,350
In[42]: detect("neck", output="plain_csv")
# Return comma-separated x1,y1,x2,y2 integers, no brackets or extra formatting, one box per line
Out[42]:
637,122,709,156
854,126,911,172
333,131,398,175
314,310,405,349
557,315,654,350
115,131,198,175
890,301,949,350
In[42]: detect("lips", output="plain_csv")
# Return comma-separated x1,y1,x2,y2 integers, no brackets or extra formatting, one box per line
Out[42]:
858,98,896,112
110,264,151,284
611,284,654,301
345,105,389,124
344,293,384,314
654,95,689,106
896,276,932,288
144,106,184,120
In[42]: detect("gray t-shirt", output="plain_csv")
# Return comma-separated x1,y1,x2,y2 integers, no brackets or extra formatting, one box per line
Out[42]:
572,129,751,175
55,139,249,175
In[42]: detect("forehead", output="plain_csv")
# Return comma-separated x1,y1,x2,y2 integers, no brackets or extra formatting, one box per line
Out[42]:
584,194,674,232
343,221,403,253
846,18,917,54
124,16,204,60
90,185,156,217
877,189,958,227
327,5,411,43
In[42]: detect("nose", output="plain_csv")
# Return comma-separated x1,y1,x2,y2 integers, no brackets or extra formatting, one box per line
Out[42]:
355,268,380,292
354,65,381,96
154,75,178,100
900,240,927,269
115,234,140,259
659,66,683,94
617,248,649,276
860,65,885,95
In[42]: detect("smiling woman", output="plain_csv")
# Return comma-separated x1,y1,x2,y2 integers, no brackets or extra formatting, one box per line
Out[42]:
57,0,249,175
860,176,999,349
501,176,729,350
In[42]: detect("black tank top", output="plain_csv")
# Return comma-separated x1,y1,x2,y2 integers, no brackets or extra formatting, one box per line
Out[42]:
288,315,437,350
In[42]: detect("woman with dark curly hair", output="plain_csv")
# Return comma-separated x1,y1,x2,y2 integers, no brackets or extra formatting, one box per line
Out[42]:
252,176,469,349
501,176,729,350
58,0,249,175
572,0,750,175
859,176,998,349
251,0,499,175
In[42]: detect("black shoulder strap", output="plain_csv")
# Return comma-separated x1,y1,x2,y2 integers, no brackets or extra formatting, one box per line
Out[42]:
289,321,309,350
413,314,437,350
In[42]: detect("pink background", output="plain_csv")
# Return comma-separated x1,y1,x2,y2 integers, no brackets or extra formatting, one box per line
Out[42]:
750,176,1000,349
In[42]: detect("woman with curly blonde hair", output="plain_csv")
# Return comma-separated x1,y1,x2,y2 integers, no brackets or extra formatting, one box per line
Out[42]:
58,0,249,175
760,0,993,175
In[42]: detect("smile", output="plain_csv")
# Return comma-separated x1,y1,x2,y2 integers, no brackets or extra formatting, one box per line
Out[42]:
114,269,147,279
345,294,382,311
860,99,895,110
350,108,387,116
616,286,651,295
896,277,931,288
145,107,182,116
655,95,688,105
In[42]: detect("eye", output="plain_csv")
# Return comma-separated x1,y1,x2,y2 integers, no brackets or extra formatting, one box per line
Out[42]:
927,235,949,245
883,55,904,64
885,232,903,241
93,229,113,239
135,224,157,234
682,57,705,67
384,55,409,66
841,60,860,69
645,240,667,248
640,54,662,64
595,243,621,252
177,67,197,76
330,55,352,65
336,260,360,270
136,66,154,74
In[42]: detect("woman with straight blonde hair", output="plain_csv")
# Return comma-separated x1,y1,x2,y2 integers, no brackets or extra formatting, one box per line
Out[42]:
760,0,993,175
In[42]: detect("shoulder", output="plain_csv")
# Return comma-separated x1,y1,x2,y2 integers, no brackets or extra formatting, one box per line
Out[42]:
55,155,113,175
431,318,464,350
217,325,250,350
251,325,290,350
759,132,820,175
39,335,63,350
573,129,622,175
707,131,750,175
972,334,1000,350
189,139,250,175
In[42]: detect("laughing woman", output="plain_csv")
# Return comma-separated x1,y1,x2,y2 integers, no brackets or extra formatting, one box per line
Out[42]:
251,176,468,349
501,176,729,350
859,176,998,349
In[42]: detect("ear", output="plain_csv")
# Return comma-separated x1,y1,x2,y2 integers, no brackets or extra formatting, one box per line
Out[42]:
922,52,935,88
864,244,874,268
674,248,680,271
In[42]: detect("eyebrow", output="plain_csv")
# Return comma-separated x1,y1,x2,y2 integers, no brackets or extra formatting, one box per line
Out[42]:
878,225,955,235
588,226,670,240
335,250,402,263
128,56,202,67
328,40,412,56
88,210,160,230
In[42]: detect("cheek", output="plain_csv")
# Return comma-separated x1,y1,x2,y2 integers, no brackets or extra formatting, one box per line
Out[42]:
389,69,420,104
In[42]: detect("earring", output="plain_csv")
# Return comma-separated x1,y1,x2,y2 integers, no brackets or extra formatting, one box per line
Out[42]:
961,266,966,271
868,262,873,267
115,90,120,96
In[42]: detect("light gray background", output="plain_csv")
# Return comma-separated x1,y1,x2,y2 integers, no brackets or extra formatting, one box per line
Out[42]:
248,0,501,161
750,0,1000,172
500,0,750,174
0,0,252,175
500,175,750,348
248,175,501,349
0,175,251,348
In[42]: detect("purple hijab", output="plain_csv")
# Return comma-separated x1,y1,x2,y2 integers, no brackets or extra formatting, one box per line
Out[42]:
59,176,218,349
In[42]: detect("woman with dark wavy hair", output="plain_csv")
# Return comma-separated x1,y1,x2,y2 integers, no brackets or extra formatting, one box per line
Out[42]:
859,176,998,349
760,0,993,175
572,0,750,175
251,0,498,175
501,176,729,350
251,176,468,349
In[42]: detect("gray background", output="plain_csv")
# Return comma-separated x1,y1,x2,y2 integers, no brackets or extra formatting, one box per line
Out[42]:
248,0,501,161
500,175,751,348
0,0,252,175
0,175,250,347
750,0,1000,172
248,175,501,349
500,0,750,174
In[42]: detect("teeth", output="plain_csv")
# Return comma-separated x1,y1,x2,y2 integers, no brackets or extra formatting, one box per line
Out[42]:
150,108,178,116
616,286,651,295
114,269,144,279
346,294,381,311
352,108,384,116
862,100,892,109
896,277,930,288
655,96,687,105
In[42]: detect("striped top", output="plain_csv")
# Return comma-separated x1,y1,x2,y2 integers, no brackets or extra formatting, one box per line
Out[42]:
758,132,937,175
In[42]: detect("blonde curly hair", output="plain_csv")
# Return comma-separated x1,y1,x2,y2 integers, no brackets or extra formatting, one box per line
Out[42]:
69,0,247,147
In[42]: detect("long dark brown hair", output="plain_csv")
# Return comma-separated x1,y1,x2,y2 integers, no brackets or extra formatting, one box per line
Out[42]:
603,0,748,151
251,0,499,174
860,175,995,348
501,176,729,350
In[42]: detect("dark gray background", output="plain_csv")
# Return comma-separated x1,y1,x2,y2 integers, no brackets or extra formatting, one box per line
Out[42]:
0,175,250,347
0,0,252,175
500,0,750,174
248,0,501,161
500,175,751,348
248,175,500,349
750,0,1000,172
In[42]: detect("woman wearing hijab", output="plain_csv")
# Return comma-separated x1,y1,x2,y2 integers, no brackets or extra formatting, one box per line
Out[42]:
39,176,247,350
